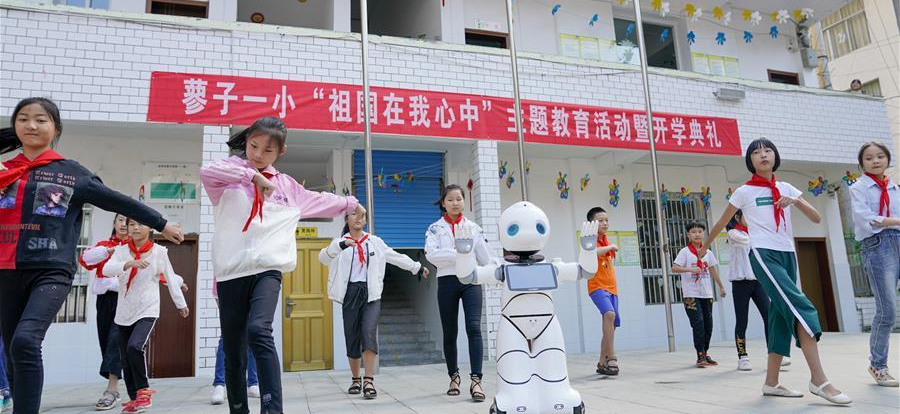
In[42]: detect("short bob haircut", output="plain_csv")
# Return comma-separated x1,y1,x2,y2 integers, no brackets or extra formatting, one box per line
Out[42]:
745,138,781,174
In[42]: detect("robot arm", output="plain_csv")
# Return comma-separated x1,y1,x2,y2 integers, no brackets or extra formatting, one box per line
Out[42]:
455,224,503,286
552,221,599,282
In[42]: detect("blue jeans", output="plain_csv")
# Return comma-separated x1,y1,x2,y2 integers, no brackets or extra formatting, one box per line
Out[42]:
861,229,900,370
0,333,8,392
213,336,258,386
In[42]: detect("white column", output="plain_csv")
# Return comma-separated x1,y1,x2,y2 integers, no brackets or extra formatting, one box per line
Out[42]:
470,140,503,359
196,125,231,375
823,192,861,333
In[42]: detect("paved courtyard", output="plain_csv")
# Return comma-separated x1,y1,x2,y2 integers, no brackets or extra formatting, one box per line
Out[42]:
42,333,899,414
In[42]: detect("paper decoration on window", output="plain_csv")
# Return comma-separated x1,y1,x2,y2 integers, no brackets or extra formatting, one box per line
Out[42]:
683,3,697,18
659,1,670,16
691,6,703,21
726,187,733,200
406,172,415,182
580,174,591,191
506,171,516,189
743,31,753,43
807,176,827,197
589,13,600,27
660,28,670,43
770,26,779,39
551,4,561,15
609,179,621,207
701,187,712,211
687,31,696,45
466,179,474,210
660,184,669,205
775,10,790,24
138,184,145,201
801,8,814,20
625,22,635,37
525,161,533,175
342,185,350,196
842,171,859,186
712,6,724,20
750,10,762,25
633,182,642,201
715,32,726,45
499,160,508,179
680,187,691,204
327,179,336,194
652,0,663,13
557,172,570,200
375,168,386,188
615,0,631,5
722,11,732,25
742,9,753,21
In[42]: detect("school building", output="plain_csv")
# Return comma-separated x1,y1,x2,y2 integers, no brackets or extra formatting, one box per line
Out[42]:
0,0,896,385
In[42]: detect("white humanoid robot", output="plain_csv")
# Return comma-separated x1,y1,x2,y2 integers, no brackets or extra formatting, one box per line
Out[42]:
454,201,599,414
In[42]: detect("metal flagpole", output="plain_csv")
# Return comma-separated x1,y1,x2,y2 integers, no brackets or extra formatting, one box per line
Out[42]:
631,0,675,352
504,0,528,201
359,0,376,232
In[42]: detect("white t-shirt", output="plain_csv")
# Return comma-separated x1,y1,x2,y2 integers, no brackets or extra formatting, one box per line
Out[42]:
728,182,803,252
348,239,371,283
674,246,719,299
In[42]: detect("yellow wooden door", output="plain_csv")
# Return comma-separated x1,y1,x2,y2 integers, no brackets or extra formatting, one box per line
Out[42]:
282,238,333,371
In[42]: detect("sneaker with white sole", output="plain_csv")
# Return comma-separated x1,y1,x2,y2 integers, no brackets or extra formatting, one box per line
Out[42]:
809,381,851,405
737,356,752,371
762,383,803,398
210,385,225,405
869,366,900,387
781,357,791,366
248,385,260,398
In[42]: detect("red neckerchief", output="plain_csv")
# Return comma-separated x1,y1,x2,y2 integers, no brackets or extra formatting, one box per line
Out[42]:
344,233,370,264
687,243,708,272
126,239,154,294
734,223,749,233
865,173,892,217
597,234,616,258
745,174,785,232
0,150,65,189
92,235,128,278
242,171,275,232
443,213,463,236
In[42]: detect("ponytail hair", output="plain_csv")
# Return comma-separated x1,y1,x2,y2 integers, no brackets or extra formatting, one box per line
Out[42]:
227,117,287,158
725,209,743,231
2,97,63,155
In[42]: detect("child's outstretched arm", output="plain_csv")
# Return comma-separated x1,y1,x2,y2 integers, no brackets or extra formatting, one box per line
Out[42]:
294,183,359,220
199,157,256,206
701,204,738,256
381,239,424,276
710,266,726,298
779,196,820,223
160,249,189,317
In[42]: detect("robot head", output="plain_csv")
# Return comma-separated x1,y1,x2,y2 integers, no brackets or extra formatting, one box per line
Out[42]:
498,201,550,254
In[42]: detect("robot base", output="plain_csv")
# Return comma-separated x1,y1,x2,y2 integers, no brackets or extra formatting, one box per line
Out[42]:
489,398,586,414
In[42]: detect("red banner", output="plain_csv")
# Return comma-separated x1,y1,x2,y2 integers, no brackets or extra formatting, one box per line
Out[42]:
148,71,740,155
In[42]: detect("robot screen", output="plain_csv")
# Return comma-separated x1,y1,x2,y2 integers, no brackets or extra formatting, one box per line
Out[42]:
504,263,559,291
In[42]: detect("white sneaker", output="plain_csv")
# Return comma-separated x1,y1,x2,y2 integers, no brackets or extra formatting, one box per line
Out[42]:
737,356,752,371
809,381,851,405
210,385,226,405
869,366,900,387
248,385,260,398
781,357,791,366
762,383,803,398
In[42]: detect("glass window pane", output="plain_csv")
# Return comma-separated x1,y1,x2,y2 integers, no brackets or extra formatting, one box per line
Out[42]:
847,13,871,50
91,0,110,9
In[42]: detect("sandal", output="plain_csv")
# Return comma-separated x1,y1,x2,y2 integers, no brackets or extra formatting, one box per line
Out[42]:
348,377,362,395
606,358,620,376
446,372,461,396
596,358,619,376
363,376,377,399
95,390,120,411
470,375,486,402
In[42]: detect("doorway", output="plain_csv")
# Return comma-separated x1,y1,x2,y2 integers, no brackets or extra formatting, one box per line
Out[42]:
795,238,839,332
147,234,198,378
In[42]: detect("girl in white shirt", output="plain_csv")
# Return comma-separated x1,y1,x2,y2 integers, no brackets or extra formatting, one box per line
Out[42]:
701,138,850,405
319,206,429,399
849,141,900,387
104,218,189,413
424,184,495,402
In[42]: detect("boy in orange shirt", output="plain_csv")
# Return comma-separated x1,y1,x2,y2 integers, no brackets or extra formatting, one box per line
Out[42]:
586,207,621,376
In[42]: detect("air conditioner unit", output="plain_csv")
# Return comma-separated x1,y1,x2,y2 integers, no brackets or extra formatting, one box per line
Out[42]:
714,88,746,101
800,48,818,68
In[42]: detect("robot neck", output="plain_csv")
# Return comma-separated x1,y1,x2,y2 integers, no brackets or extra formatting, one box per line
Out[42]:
505,251,544,263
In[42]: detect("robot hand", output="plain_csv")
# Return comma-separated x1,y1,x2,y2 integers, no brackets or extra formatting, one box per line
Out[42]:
454,224,478,284
578,221,599,275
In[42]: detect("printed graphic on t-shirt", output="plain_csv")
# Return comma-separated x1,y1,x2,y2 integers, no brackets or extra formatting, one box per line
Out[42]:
32,182,73,218
0,181,18,209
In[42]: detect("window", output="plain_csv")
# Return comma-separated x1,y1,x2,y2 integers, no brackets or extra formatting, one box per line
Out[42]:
859,79,883,96
148,0,209,18
53,0,109,9
54,206,93,323
634,191,711,305
614,18,677,69
465,29,508,49
822,0,871,59
767,69,800,85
